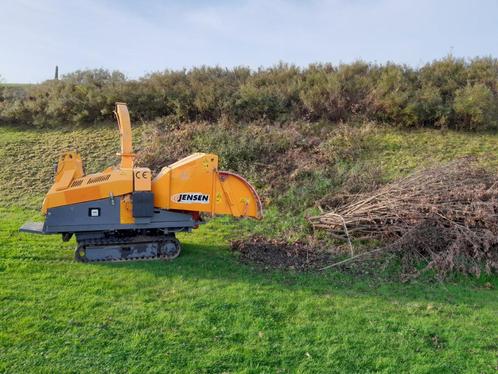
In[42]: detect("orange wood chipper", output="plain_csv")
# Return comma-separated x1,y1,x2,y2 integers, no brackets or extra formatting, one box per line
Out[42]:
20,103,262,262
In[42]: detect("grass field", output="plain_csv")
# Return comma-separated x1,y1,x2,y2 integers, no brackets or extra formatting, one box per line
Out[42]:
1,125,497,372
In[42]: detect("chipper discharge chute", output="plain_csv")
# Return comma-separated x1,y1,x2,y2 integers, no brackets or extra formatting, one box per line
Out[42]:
20,103,262,262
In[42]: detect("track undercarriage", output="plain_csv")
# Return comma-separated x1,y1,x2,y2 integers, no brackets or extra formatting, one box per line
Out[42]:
74,231,182,263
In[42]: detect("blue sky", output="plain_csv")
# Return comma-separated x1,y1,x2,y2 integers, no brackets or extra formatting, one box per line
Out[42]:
1,0,497,83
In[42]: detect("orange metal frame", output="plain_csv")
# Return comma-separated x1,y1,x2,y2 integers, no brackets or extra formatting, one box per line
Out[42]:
41,103,262,222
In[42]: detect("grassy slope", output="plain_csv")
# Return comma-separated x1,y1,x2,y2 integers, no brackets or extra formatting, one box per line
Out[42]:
0,125,497,373
246,127,498,239
0,125,143,207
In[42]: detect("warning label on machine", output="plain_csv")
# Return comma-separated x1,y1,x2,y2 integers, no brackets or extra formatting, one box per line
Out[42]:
171,193,210,204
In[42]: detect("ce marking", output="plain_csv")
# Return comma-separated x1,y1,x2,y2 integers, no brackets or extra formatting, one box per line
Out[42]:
135,171,149,179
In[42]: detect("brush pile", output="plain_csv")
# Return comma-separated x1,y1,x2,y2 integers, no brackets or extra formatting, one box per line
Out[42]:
309,158,498,277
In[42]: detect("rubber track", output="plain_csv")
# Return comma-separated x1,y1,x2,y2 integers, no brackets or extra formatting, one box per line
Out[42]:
77,235,180,263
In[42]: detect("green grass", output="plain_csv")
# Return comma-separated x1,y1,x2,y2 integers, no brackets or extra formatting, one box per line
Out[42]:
0,125,145,208
366,129,498,178
1,207,497,373
0,125,497,372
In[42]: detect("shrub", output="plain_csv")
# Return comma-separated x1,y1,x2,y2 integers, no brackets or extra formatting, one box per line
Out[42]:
189,66,249,121
1,57,498,130
133,70,194,121
454,83,498,129
136,121,201,171
300,64,344,121
235,63,302,122
137,120,298,175
300,62,376,122
368,64,418,126
415,56,468,127
193,122,296,170
466,57,498,93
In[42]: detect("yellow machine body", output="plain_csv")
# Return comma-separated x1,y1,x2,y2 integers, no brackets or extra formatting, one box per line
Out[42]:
40,103,262,223
152,153,262,218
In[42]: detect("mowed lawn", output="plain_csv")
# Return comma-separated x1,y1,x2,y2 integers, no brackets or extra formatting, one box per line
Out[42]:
1,208,497,373
0,126,497,372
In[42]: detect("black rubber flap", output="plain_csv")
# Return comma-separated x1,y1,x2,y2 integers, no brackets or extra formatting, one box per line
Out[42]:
132,192,154,218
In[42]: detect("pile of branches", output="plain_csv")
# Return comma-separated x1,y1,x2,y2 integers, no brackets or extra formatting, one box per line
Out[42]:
309,158,498,277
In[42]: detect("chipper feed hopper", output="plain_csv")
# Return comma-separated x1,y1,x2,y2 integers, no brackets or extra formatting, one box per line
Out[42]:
20,103,262,262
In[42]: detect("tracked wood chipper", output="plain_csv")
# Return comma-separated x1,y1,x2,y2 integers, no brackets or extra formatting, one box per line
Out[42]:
20,103,262,262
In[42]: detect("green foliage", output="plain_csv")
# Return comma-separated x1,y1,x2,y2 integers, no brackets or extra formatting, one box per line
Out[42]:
235,63,301,122
454,83,498,129
299,64,343,121
3,56,498,130
368,64,418,126
136,121,299,193
191,122,296,172
0,69,127,126
198,67,253,119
